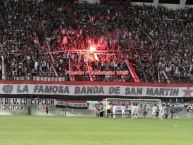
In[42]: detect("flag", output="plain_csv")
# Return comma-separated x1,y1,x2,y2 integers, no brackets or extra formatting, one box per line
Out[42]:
62,36,68,45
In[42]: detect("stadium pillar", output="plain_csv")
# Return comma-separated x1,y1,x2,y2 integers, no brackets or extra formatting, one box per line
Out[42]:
181,0,186,8
154,0,159,6
1,55,5,80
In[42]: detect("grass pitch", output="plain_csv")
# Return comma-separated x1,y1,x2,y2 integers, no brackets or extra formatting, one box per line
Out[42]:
0,116,193,145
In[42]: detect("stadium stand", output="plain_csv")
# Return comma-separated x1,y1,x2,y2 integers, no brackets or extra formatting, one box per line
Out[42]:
0,0,193,83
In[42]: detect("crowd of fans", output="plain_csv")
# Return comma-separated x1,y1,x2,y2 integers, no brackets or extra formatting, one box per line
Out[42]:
0,0,193,83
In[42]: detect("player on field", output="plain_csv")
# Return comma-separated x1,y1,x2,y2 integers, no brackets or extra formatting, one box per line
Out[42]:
99,103,104,117
165,104,169,119
107,102,112,118
121,104,126,118
112,105,116,119
159,104,165,120
170,104,175,118
152,104,159,119
45,106,49,115
131,103,139,119
143,104,147,118
127,102,132,117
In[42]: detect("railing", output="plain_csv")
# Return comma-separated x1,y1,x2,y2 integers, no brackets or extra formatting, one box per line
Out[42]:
1,74,193,83
125,60,140,83
1,55,5,80
3,73,131,82
45,38,59,77
1,70,192,83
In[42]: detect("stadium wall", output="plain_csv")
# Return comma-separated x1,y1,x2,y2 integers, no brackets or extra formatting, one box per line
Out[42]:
0,98,193,118
0,80,192,117
0,80,192,98
132,0,193,9
78,0,100,3
78,0,193,9
0,98,96,116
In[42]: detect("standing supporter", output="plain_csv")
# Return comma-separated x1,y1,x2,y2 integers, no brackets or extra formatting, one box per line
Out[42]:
0,1,193,83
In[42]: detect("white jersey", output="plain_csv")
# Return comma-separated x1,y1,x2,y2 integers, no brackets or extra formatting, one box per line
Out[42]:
112,105,116,119
160,107,165,116
121,106,126,114
112,105,117,114
131,105,139,115
152,106,158,115
127,105,131,111
112,105,125,114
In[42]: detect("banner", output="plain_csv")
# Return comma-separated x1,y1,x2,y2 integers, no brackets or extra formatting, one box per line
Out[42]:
0,81,193,97
65,71,129,75
0,98,55,105
87,101,102,113
0,98,55,111
55,100,88,109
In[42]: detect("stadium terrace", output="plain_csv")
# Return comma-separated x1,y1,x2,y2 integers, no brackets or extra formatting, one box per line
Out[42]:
0,0,193,122
0,0,193,83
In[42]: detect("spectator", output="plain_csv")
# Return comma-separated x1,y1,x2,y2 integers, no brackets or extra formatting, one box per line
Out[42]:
0,1,193,83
